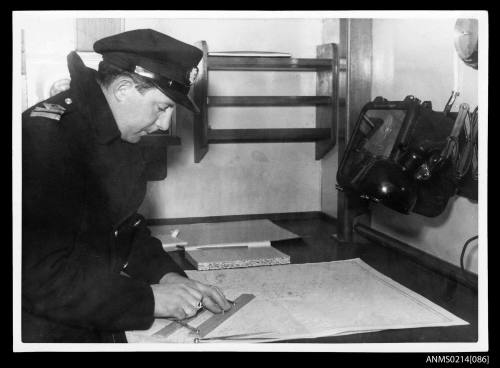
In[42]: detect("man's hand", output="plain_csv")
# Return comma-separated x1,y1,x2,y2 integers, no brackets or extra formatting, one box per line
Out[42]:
154,272,232,318
151,281,204,320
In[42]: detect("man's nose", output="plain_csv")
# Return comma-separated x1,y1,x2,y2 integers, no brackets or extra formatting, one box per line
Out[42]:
155,107,174,131
155,118,169,131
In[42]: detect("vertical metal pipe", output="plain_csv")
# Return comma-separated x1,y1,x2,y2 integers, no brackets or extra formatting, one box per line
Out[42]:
335,19,373,242
336,19,351,242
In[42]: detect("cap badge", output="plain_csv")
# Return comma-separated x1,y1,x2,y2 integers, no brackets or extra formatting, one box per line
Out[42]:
134,65,155,79
188,67,199,85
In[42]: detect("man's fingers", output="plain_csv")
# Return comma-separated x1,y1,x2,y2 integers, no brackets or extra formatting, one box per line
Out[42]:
160,277,232,315
179,290,206,314
180,284,203,303
201,296,222,314
166,284,202,316
171,308,187,320
183,305,198,318
211,286,232,310
197,284,232,311
152,282,206,320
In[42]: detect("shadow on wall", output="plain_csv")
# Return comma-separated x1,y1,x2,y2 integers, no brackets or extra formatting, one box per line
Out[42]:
371,195,477,238
167,104,195,169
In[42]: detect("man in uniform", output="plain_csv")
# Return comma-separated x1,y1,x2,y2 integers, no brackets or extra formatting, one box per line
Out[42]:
22,29,231,342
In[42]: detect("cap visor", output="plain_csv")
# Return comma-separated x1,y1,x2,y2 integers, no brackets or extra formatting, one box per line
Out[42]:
155,83,200,114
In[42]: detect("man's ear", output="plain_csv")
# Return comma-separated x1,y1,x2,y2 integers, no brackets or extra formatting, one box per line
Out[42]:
111,76,136,102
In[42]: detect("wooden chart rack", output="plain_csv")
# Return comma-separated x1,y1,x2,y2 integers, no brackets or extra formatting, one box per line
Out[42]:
191,41,342,163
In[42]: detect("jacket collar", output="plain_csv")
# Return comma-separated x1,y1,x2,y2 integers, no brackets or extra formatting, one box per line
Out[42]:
67,51,121,144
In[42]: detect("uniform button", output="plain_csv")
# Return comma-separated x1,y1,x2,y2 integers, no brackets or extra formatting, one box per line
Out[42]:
133,219,141,227
123,261,129,269
114,230,119,237
64,98,72,105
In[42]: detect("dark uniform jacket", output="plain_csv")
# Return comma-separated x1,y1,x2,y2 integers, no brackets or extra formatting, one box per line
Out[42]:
22,51,186,343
